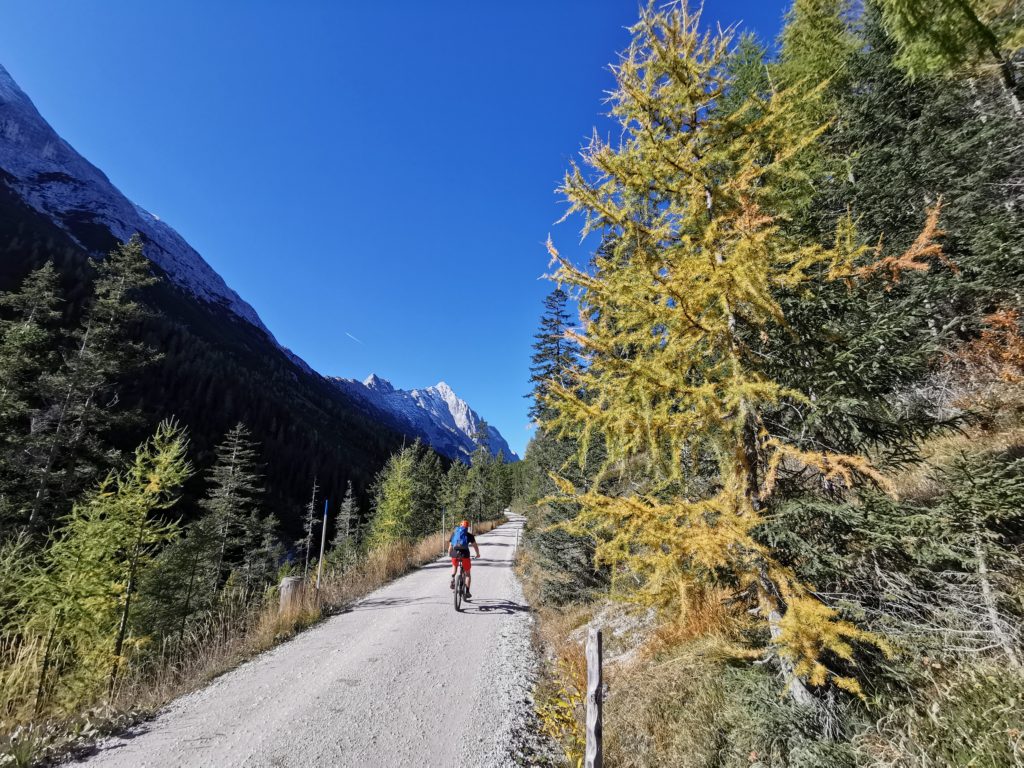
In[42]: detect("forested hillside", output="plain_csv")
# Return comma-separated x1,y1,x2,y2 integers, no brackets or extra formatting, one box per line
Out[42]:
0,81,524,762
519,1,1024,765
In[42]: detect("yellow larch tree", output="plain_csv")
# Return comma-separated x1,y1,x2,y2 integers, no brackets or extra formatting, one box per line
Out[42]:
542,3,935,700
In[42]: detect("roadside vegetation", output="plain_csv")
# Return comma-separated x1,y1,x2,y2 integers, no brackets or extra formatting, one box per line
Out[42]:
0,238,516,765
519,1,1024,766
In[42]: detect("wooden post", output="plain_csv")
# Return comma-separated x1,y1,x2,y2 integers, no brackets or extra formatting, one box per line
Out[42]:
585,628,603,768
279,575,303,615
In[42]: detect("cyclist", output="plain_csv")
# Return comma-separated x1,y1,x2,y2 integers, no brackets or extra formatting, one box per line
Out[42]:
448,519,481,599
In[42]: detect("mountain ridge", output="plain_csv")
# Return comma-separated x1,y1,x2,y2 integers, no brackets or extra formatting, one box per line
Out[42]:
333,374,519,463
0,61,515,463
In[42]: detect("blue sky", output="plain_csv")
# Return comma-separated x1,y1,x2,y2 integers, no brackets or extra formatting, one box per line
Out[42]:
0,1,786,457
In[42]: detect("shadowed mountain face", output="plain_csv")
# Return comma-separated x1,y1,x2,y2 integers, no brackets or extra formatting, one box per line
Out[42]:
0,63,511,531
332,375,518,463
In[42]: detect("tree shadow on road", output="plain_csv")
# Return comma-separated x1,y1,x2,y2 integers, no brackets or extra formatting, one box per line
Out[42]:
459,599,530,615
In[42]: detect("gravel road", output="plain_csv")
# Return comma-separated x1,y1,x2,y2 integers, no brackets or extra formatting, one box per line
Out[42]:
66,515,544,768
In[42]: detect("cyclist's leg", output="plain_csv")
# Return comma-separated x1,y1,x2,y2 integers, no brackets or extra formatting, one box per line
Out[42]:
463,557,472,593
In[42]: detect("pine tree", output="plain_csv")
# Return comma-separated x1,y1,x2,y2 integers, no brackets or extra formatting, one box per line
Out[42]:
200,422,265,593
0,263,62,525
27,236,158,530
527,288,580,423
544,3,917,699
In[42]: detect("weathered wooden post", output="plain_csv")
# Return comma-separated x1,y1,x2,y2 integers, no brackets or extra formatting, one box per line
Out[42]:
279,575,304,615
585,627,603,768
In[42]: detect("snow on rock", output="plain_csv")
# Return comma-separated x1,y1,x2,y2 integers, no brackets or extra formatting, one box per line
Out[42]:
0,63,277,343
334,375,519,463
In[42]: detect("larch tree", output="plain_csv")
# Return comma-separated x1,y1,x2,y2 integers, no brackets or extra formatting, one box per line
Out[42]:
876,0,1024,114
542,3,940,699
367,447,416,548
26,420,190,709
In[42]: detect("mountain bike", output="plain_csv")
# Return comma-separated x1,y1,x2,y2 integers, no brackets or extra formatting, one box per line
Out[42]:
453,560,467,612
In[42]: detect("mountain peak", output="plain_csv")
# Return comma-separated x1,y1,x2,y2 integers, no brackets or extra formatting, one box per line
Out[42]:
363,373,394,393
334,376,518,462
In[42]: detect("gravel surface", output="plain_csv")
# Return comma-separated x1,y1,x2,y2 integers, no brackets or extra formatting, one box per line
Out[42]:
64,516,550,768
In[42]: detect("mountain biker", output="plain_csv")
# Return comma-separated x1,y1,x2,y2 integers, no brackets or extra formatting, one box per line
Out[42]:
449,519,481,600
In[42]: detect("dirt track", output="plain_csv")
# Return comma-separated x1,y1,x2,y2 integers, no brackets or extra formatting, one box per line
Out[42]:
66,516,538,768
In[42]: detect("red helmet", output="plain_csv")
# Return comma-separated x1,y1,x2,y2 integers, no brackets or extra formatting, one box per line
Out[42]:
460,520,469,528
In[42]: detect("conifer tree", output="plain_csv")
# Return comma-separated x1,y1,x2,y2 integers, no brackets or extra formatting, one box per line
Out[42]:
0,263,62,524
544,3,927,699
26,420,190,707
877,0,1024,113
327,480,360,573
440,460,469,522
27,236,158,530
299,477,320,580
527,288,580,423
200,422,265,593
409,442,443,538
367,447,416,548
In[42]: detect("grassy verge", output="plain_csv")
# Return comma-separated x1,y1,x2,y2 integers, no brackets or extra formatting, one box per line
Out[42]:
1,517,506,767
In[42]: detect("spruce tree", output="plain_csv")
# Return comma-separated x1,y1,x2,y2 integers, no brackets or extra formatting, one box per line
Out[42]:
327,480,360,573
527,288,580,423
27,236,158,530
200,423,265,594
299,477,320,580
409,442,443,538
0,263,62,525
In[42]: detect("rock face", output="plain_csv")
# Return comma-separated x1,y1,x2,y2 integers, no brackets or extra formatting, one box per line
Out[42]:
0,63,279,339
333,375,519,463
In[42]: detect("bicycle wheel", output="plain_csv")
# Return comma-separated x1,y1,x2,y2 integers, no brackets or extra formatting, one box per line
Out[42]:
454,570,463,612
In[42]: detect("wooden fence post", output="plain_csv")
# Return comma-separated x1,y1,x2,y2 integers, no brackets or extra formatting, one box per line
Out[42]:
279,575,304,615
585,627,603,768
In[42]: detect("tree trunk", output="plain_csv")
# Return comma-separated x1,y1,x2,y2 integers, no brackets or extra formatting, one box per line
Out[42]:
34,612,63,714
110,526,144,695
975,534,1021,667
758,581,817,708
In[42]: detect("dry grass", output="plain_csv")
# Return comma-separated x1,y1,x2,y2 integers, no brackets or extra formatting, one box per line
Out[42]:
1,516,506,767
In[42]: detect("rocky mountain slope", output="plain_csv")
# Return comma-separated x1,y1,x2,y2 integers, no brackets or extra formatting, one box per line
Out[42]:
0,62,511,527
333,375,518,462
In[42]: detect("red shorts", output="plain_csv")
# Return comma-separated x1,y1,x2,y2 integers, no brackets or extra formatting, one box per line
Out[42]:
451,556,472,572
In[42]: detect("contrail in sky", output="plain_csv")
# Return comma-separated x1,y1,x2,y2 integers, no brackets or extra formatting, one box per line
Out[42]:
345,332,363,344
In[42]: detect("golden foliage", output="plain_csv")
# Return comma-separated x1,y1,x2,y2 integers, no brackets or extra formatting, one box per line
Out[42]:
958,308,1024,381
539,2,939,698
854,202,953,284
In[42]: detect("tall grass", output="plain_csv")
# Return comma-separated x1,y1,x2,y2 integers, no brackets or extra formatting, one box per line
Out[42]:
0,517,505,766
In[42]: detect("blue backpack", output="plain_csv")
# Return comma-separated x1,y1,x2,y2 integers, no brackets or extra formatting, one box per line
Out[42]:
451,525,469,549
